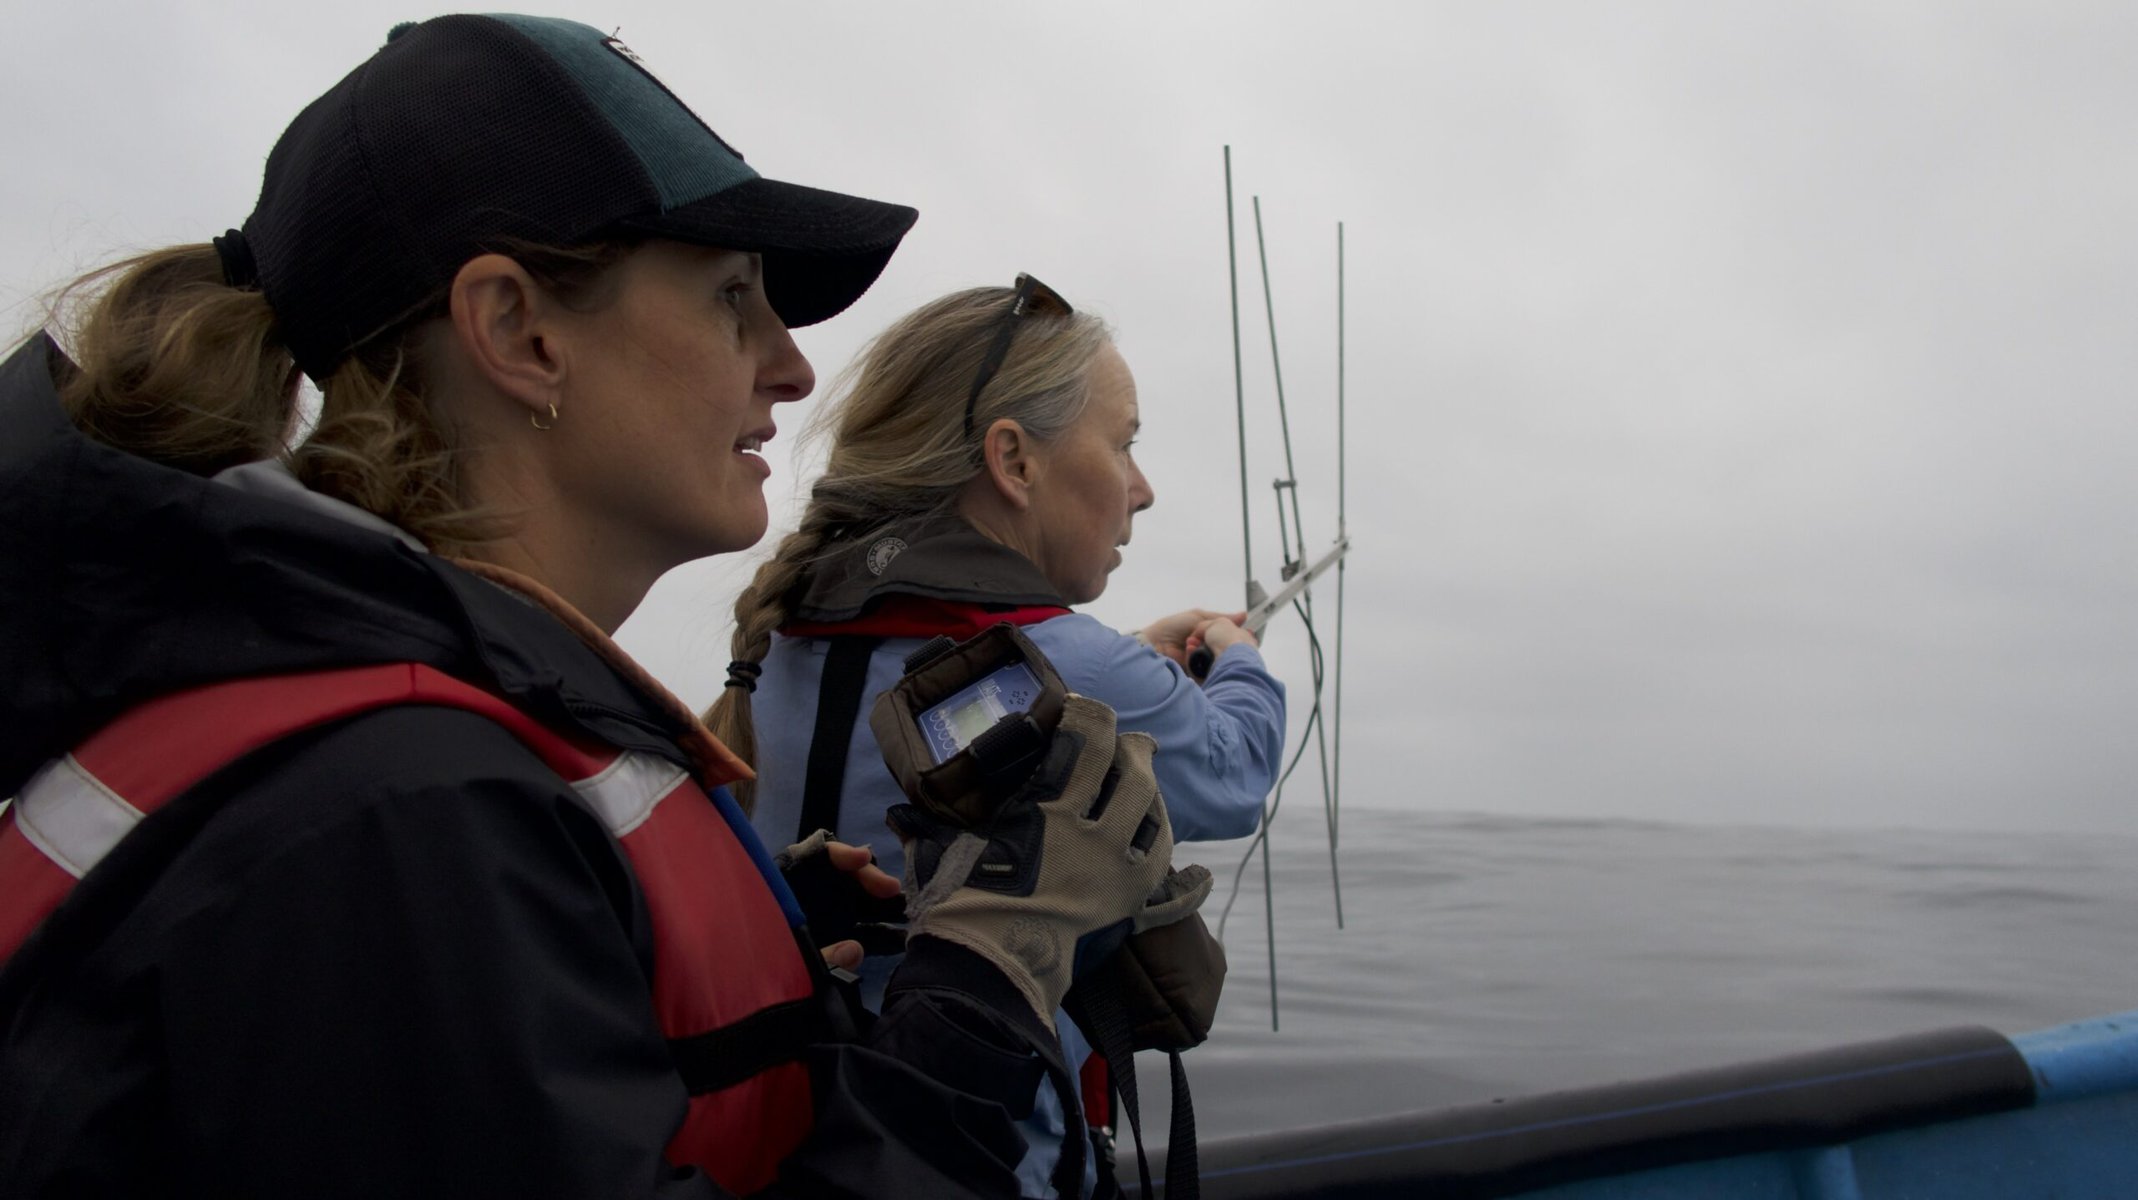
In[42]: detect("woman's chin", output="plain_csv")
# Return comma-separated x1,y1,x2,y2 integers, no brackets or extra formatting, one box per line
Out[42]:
1068,573,1111,607
694,499,770,558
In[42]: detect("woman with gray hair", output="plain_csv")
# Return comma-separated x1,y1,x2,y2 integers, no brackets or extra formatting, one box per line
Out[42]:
711,275,1287,1195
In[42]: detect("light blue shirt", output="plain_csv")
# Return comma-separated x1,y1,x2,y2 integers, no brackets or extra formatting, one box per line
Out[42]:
750,613,1282,873
747,612,1285,1196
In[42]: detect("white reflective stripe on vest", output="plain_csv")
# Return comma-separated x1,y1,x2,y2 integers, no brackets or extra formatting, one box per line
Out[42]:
8,746,687,884
572,751,692,838
15,756,144,879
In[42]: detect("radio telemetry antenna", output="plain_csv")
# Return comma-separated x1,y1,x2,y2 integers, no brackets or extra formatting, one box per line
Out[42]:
1206,147,1352,1033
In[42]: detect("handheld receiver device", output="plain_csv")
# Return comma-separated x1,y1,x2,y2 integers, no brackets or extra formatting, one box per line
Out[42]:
869,623,1069,828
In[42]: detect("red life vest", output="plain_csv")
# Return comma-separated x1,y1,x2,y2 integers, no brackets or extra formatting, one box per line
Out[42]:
0,662,816,1196
780,593,1071,640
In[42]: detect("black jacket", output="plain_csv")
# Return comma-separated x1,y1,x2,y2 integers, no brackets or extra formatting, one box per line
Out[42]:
0,334,1055,1198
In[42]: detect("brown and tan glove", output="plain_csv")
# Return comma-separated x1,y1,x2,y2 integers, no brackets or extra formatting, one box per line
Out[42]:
883,692,1199,1027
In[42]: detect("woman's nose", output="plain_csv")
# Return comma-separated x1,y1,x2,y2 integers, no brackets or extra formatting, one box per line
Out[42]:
760,321,815,405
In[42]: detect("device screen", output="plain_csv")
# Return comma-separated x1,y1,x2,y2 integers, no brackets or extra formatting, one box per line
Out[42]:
918,661,1044,764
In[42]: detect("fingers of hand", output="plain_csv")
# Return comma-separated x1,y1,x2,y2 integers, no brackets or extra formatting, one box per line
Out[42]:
1054,693,1121,768
1150,642,1190,668
1188,617,1236,660
1049,701,1172,876
1102,732,1172,880
1148,608,1224,646
1201,617,1255,653
855,862,903,899
904,831,990,927
1106,731,1159,823
820,939,864,972
775,827,835,872
1052,698,1132,821
826,840,897,901
1135,864,1214,932
823,840,874,872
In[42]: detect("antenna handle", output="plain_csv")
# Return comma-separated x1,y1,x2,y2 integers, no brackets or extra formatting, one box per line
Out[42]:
1186,644,1215,682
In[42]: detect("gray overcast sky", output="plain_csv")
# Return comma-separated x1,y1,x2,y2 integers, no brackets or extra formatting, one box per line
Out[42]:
5,2,2134,835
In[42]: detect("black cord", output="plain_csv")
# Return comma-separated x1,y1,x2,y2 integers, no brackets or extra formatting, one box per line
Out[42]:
1215,598,1326,939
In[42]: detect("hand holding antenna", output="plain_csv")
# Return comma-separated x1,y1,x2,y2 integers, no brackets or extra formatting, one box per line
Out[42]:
1186,536,1347,680
1141,608,1251,672
1184,614,1256,673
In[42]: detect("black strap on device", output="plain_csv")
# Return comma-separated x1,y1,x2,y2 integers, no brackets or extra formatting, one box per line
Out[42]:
796,636,883,843
1078,980,1200,1200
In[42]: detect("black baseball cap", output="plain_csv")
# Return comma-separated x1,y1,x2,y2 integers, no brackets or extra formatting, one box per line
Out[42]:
241,14,919,378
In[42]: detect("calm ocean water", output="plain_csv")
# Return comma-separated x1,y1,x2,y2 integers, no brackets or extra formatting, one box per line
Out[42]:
1137,807,2138,1144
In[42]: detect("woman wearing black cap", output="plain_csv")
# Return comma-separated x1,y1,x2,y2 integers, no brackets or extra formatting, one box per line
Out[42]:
0,15,1189,1198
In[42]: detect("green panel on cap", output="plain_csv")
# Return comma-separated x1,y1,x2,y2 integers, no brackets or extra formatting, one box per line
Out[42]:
490,14,758,209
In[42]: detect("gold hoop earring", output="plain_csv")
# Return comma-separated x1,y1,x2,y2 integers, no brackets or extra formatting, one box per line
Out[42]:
530,403,558,431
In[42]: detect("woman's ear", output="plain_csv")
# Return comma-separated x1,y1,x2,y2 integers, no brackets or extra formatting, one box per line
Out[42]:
445,253,565,418
980,417,1042,512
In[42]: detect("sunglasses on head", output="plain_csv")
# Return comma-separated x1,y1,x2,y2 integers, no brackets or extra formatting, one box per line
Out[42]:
963,273,1074,441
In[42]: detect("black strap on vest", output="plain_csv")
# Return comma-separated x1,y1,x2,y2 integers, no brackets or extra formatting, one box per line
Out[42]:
668,997,822,1094
797,637,884,844
671,923,867,1095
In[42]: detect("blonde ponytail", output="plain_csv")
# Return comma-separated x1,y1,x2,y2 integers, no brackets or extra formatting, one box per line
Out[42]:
53,245,298,475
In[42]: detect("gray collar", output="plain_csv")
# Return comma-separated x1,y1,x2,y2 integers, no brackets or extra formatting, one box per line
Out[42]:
211,459,428,553
791,516,1066,624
